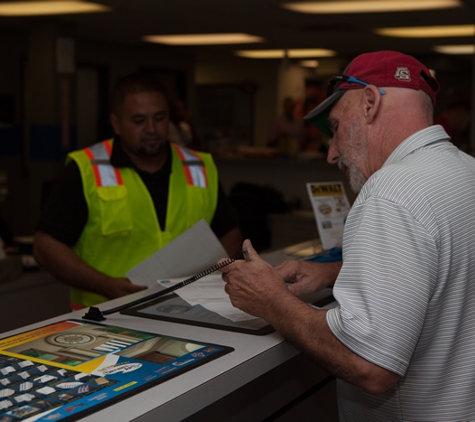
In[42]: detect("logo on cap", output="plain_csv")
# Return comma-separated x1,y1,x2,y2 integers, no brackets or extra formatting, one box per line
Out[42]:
394,67,411,82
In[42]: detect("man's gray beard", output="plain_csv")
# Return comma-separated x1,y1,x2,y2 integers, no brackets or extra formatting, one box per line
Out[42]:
340,156,367,193
338,122,368,193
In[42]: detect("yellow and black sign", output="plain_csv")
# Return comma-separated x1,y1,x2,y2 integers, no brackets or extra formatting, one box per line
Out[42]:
309,183,343,197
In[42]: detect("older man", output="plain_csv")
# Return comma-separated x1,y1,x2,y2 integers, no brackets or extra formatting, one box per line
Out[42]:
221,51,475,420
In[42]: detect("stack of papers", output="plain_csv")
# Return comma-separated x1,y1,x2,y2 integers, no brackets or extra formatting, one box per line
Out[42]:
157,274,258,322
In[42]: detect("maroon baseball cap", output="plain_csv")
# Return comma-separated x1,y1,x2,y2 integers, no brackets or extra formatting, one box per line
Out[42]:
304,50,440,138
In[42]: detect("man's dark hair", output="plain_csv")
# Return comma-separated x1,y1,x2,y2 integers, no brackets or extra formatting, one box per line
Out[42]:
110,72,169,114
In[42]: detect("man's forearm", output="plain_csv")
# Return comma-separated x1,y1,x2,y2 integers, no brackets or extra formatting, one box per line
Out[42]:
34,230,112,297
264,291,400,395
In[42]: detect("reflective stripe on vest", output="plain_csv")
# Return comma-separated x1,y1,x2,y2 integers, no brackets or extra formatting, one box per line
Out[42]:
171,143,208,188
84,140,124,187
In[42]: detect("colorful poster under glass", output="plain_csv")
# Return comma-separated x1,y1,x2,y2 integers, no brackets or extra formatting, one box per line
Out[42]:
0,319,233,421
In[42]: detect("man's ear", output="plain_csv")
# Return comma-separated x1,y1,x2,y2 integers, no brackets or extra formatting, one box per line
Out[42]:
362,85,382,124
110,114,120,135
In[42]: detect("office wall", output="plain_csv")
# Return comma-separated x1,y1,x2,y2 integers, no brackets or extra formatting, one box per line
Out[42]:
0,28,25,121
0,27,28,237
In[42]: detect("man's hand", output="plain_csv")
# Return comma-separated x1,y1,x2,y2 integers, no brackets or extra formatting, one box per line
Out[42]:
219,239,291,319
274,259,342,296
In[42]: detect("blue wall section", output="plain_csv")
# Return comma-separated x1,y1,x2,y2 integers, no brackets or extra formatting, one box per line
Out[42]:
29,124,77,161
0,125,77,160
0,125,22,155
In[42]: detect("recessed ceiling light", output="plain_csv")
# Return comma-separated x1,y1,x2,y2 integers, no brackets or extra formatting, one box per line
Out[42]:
235,49,335,59
143,33,264,46
376,25,475,38
282,0,462,14
434,44,475,54
0,1,111,16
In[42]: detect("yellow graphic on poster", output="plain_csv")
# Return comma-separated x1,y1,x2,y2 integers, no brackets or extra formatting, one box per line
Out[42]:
1,320,155,369
307,181,350,250
0,321,78,350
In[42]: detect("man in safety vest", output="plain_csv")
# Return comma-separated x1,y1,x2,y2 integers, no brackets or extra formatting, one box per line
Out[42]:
34,72,242,310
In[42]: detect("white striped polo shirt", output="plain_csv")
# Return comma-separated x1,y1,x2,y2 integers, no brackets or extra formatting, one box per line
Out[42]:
327,125,475,421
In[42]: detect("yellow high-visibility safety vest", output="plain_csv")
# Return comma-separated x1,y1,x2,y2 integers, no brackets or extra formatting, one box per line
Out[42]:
67,139,218,308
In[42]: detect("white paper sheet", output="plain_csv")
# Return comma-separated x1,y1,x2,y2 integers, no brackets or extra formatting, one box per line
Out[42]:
126,219,228,289
157,274,258,322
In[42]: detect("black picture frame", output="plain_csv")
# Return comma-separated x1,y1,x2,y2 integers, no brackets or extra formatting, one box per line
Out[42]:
121,293,274,336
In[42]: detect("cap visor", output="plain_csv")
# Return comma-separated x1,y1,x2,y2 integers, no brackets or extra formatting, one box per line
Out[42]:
304,90,345,138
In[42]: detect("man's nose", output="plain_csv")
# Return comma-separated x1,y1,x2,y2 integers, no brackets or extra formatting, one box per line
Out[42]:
326,138,339,164
145,118,157,133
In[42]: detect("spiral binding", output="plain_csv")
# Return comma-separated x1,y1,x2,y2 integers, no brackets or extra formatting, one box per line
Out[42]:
83,256,238,320
143,257,236,299
182,258,234,285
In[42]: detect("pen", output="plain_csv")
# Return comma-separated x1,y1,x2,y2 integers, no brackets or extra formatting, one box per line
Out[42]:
242,248,250,262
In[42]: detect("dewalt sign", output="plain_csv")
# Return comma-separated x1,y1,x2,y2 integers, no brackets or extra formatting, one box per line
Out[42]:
310,184,343,197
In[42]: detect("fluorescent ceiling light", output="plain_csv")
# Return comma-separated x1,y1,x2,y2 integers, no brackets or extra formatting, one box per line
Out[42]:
299,60,319,68
282,0,462,14
235,49,335,59
434,44,475,54
376,25,475,38
0,1,110,16
143,33,264,45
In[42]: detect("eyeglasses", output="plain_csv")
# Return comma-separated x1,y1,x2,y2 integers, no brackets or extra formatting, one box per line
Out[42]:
327,74,386,98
